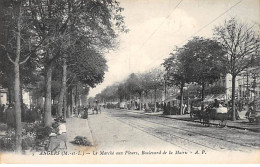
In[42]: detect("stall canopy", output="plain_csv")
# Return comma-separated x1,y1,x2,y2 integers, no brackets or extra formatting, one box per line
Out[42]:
164,95,179,103
203,94,226,102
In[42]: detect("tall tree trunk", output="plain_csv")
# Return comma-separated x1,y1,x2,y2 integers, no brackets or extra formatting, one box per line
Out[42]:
139,93,142,111
75,85,78,116
145,91,149,110
154,89,157,112
7,73,14,104
231,75,236,121
20,86,24,122
44,57,53,127
164,79,167,100
201,82,206,112
66,90,70,118
63,91,67,121
179,81,184,115
14,62,22,153
69,87,72,117
20,85,23,107
14,3,22,152
71,86,75,115
57,57,67,116
201,82,205,101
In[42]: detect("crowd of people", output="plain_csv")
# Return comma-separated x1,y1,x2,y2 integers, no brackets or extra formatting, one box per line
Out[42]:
0,103,43,128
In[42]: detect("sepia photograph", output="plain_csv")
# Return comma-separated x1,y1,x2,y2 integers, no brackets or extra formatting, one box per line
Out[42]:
0,0,260,164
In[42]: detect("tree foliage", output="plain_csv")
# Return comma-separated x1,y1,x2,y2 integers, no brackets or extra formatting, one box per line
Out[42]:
181,37,226,85
0,0,128,151
97,68,164,106
214,18,260,120
163,49,191,89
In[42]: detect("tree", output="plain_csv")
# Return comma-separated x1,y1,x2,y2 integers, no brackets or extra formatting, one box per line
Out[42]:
117,82,129,102
163,49,191,114
125,73,143,109
21,0,71,126
180,37,226,101
214,18,260,120
138,72,153,109
0,0,41,153
99,84,119,102
163,37,226,114
146,68,164,112
27,0,127,126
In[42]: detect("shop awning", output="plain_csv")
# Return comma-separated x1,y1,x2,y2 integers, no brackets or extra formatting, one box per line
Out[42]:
164,95,179,103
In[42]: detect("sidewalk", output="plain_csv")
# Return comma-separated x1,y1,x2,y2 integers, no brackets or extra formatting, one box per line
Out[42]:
65,117,95,152
123,109,260,132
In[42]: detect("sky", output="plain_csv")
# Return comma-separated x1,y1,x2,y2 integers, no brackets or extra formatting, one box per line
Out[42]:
88,0,260,97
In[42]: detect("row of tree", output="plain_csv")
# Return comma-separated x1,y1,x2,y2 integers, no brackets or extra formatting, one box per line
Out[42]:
95,68,165,111
163,36,227,115
163,18,260,121
96,18,260,121
0,0,127,152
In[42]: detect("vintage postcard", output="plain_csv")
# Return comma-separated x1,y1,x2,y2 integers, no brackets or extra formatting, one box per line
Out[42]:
0,0,259,164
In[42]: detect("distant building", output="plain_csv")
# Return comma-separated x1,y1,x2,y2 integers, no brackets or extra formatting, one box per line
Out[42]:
237,67,260,101
214,67,260,101
162,66,260,105
0,85,32,107
0,86,8,105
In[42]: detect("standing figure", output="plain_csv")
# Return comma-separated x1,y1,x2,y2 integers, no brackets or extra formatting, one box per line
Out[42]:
94,100,98,114
213,99,220,108
98,105,101,114
82,106,88,119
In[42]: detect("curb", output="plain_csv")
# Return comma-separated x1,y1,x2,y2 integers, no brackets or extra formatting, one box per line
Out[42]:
157,115,260,133
85,118,95,146
119,109,260,133
66,117,95,149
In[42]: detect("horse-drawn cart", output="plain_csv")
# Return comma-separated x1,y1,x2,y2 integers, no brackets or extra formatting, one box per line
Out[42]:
201,105,228,127
190,99,202,120
190,99,228,127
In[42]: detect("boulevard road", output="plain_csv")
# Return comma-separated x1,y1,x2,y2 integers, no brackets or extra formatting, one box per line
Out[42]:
88,109,260,153
86,108,260,163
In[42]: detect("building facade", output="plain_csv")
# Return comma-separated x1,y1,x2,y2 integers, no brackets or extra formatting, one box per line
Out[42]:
214,67,260,101
0,87,8,105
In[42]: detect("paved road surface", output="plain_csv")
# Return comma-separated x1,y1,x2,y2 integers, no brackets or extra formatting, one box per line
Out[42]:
2,108,260,163
88,109,260,153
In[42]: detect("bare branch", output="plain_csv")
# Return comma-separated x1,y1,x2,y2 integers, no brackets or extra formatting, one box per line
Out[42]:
7,53,15,64
0,44,6,50
215,18,259,78
19,56,30,65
